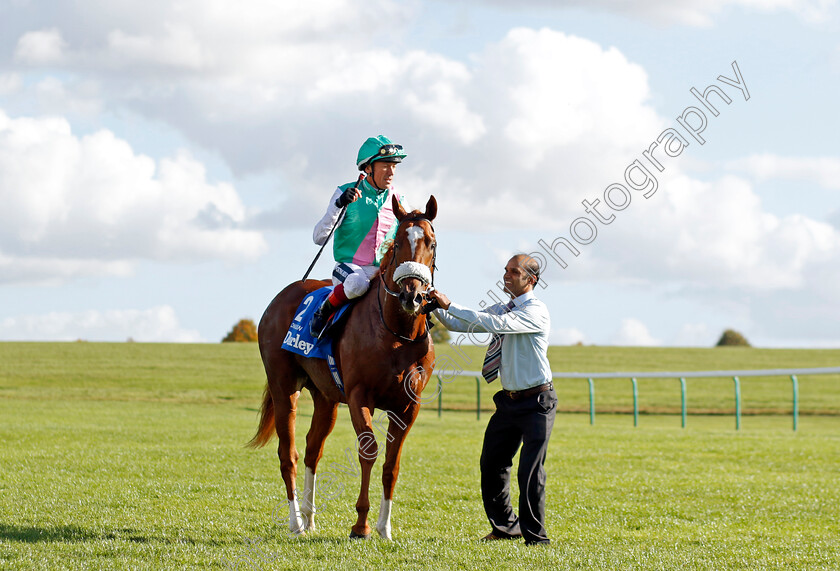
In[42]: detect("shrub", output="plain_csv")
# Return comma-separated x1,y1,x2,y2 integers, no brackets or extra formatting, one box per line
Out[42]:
429,313,450,344
715,329,751,347
222,319,258,343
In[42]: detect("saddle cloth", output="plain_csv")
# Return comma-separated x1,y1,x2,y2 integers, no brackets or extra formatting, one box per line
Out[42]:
281,286,352,394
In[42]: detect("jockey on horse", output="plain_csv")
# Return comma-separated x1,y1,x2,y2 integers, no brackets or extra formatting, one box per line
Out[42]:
309,135,408,339
252,157,437,538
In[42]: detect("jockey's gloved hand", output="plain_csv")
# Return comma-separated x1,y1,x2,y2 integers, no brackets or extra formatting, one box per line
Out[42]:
335,187,361,208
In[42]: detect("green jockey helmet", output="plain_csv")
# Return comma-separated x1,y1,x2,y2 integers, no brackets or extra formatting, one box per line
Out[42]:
356,135,407,171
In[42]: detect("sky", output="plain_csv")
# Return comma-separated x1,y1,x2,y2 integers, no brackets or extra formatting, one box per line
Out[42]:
0,0,838,347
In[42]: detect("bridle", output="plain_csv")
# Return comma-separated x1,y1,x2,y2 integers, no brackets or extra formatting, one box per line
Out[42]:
378,215,437,343
381,215,436,296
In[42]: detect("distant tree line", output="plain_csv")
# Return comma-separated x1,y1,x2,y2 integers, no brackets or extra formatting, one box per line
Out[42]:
222,318,748,348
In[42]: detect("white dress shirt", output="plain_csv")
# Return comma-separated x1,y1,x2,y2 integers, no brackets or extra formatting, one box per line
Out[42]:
434,290,552,392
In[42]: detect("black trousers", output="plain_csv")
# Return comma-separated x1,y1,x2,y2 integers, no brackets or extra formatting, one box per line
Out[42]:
480,387,557,544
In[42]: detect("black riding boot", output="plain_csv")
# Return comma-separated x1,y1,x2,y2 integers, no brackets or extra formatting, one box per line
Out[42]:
309,297,338,339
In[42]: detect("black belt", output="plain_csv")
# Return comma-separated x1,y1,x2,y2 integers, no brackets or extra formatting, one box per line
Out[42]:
503,382,553,401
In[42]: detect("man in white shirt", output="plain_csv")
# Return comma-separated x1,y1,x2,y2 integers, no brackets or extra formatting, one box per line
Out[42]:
429,254,556,545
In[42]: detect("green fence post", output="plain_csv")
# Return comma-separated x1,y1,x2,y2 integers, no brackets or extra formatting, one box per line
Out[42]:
631,377,638,427
733,376,741,431
437,375,442,418
680,377,687,429
476,376,481,421
588,378,595,426
791,375,799,432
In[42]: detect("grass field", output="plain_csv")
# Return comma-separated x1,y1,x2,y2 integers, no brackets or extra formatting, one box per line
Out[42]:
1,342,839,570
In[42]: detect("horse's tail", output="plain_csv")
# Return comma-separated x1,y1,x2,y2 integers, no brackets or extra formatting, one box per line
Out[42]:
247,385,276,448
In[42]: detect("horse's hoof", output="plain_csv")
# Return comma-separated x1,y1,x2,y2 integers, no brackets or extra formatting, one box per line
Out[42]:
349,530,371,540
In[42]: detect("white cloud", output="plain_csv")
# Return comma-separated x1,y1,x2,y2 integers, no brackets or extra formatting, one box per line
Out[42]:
0,73,22,95
5,11,659,203
561,167,840,345
727,154,840,190
9,1,412,76
673,322,716,346
410,28,664,230
106,23,205,70
0,306,203,342
0,254,134,285
636,0,834,26
830,208,840,228
33,76,102,116
550,327,586,345
0,110,267,284
5,10,660,207
14,28,67,64
611,318,661,346
594,172,840,291
464,0,836,26
399,51,486,145
497,30,657,158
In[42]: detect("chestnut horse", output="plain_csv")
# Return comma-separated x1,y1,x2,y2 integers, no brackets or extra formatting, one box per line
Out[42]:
249,195,437,540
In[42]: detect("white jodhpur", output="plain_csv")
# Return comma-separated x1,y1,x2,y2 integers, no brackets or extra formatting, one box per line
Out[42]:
375,492,393,540
338,265,378,299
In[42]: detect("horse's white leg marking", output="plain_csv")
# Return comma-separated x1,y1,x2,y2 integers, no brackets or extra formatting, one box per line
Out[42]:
406,226,425,258
288,497,305,535
375,492,393,540
302,467,317,531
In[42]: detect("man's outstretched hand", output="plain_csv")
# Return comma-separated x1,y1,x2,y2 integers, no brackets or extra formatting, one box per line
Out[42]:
427,289,451,311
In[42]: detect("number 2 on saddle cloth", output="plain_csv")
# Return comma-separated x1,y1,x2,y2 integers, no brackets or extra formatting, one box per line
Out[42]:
280,286,352,394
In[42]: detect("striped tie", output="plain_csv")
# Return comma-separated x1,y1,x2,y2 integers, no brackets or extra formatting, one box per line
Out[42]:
481,301,516,383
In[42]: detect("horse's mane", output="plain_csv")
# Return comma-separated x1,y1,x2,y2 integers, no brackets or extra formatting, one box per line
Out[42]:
373,241,394,283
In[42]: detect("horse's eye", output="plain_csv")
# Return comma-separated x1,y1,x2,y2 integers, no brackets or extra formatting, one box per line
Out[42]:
430,242,436,250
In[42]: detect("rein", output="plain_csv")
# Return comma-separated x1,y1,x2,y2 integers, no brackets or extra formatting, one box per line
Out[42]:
383,215,437,294
377,279,429,344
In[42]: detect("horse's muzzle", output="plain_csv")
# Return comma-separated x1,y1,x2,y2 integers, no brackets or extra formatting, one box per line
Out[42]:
393,261,433,315
399,287,425,314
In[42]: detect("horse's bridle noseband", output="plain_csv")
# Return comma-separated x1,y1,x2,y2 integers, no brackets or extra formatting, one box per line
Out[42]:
381,215,437,298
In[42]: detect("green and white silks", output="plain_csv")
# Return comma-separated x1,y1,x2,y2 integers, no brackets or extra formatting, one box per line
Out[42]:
312,178,403,268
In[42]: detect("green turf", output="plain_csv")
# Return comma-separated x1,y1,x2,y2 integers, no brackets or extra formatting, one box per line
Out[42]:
1,342,839,570
434,344,840,417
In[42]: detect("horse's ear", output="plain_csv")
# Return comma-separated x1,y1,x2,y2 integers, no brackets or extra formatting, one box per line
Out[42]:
393,194,407,221
424,195,437,221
